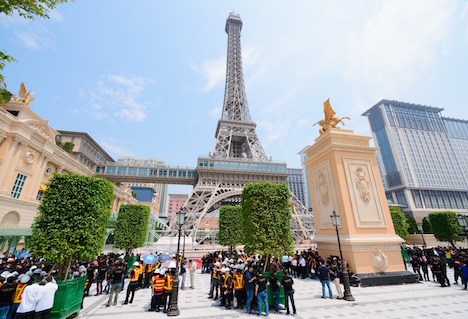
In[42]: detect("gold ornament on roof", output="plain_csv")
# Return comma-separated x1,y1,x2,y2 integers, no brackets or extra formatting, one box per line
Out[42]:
313,99,350,135
12,82,34,106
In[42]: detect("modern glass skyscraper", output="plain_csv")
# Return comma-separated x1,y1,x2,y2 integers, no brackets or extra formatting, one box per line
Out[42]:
362,100,468,220
287,168,307,207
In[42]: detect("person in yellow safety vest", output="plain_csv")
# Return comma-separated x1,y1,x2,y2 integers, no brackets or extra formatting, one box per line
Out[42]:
162,269,174,313
223,268,234,310
149,269,166,312
144,262,154,289
123,262,140,305
7,275,29,319
208,262,220,299
219,267,227,307
233,268,245,310
138,261,144,289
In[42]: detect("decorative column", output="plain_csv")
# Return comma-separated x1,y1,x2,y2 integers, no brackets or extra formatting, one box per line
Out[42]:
0,138,25,195
304,128,417,286
25,154,48,200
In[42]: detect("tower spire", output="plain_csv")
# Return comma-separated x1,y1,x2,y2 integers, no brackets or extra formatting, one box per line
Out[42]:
212,12,268,161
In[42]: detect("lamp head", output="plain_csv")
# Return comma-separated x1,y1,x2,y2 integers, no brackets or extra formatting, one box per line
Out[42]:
330,211,340,227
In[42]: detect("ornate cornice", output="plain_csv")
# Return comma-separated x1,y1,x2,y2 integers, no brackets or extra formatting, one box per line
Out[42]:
0,130,7,144
24,119,53,140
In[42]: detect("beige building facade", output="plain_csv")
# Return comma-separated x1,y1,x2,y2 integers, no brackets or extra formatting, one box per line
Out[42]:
0,94,136,234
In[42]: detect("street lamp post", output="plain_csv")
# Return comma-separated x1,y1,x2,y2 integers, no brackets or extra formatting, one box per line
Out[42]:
168,210,185,317
182,225,188,260
416,222,426,247
330,211,355,301
457,214,468,246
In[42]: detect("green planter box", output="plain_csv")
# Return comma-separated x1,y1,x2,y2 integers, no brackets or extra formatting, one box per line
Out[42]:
50,276,86,319
262,271,285,311
401,250,410,264
125,256,138,276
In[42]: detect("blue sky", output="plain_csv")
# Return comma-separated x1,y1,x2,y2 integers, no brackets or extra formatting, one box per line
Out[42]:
2,0,468,195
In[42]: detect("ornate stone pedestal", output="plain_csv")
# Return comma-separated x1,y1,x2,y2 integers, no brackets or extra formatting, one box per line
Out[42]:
305,128,417,286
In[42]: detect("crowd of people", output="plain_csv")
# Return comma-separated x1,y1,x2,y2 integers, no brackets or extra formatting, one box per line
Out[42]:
0,254,58,319
3,244,468,318
402,245,468,288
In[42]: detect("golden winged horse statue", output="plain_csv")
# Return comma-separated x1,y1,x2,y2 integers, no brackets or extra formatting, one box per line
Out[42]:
12,82,34,105
313,99,350,135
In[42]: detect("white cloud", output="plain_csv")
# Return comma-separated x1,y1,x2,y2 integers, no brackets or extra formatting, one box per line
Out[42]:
190,56,225,92
344,0,456,110
80,75,153,122
99,139,134,159
191,42,262,92
1,11,62,51
14,27,56,50
209,105,221,119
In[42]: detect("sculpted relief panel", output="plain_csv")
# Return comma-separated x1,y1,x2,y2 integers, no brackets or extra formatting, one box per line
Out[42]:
311,161,337,229
343,157,387,228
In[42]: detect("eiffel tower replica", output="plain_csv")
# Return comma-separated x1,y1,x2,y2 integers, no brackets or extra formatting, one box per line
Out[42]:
184,11,315,243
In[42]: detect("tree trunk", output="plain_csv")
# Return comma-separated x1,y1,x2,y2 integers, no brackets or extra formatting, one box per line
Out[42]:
57,264,66,281
47,264,56,277
63,258,72,281
263,254,271,273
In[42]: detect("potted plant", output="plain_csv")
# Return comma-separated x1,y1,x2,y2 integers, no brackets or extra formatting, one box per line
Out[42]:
31,173,114,319
241,182,294,310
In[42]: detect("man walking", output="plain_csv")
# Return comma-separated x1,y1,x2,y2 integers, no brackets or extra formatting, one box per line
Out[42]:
318,261,333,299
180,258,187,290
208,262,220,299
123,262,140,304
189,259,197,289
106,261,123,307
244,265,256,315
281,272,296,315
35,276,58,319
270,268,281,313
255,272,269,316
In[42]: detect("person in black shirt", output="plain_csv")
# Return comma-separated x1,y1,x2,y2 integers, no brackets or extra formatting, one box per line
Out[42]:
270,269,281,313
0,276,17,317
85,264,94,296
106,262,123,307
281,273,296,315
95,262,107,295
255,272,269,316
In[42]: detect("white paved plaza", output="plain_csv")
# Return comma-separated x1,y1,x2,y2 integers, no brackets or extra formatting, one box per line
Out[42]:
80,268,468,319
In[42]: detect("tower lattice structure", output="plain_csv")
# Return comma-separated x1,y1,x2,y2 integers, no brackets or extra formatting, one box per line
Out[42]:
183,12,315,243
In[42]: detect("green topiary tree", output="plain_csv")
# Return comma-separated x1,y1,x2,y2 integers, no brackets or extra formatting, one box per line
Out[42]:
428,211,463,247
114,204,150,255
422,217,433,234
219,205,243,253
407,216,419,234
31,173,114,280
389,206,409,241
242,182,294,272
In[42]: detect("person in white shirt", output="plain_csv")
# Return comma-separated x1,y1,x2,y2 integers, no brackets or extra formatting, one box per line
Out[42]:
16,277,43,319
35,276,58,319
189,259,197,289
299,256,306,279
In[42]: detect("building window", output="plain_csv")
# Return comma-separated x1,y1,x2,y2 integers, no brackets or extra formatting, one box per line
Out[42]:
395,190,407,207
11,173,27,199
36,190,44,201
